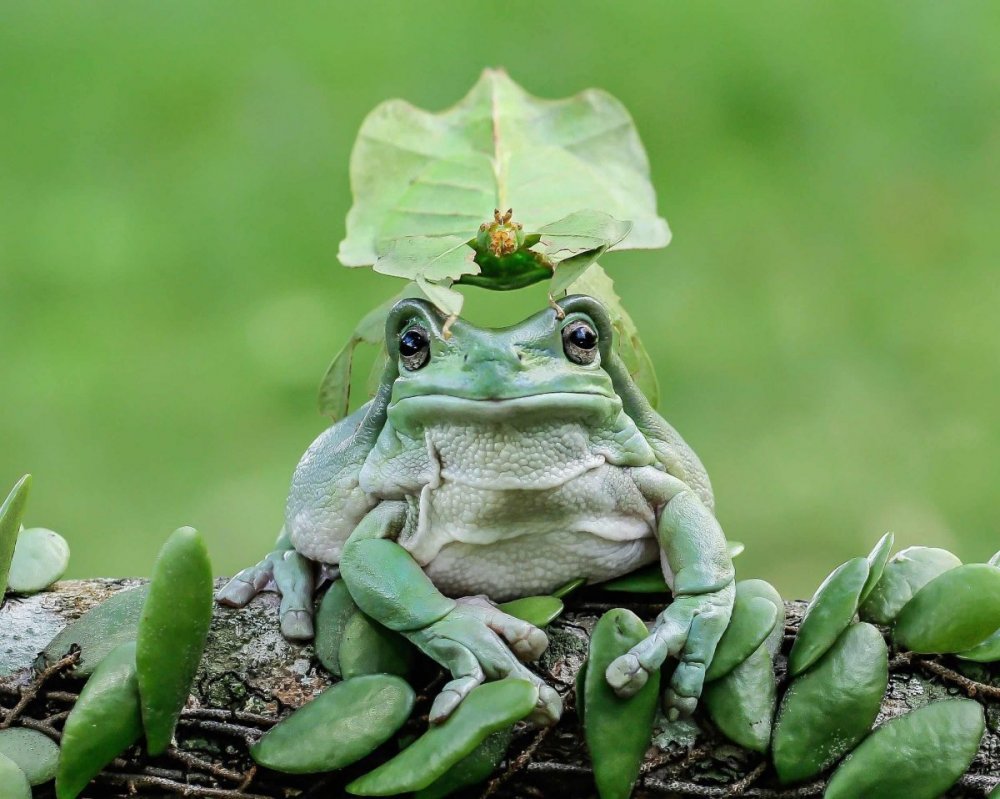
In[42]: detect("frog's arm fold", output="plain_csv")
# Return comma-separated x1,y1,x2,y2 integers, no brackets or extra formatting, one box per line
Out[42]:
607,474,735,717
340,502,562,725
602,345,715,511
339,502,456,630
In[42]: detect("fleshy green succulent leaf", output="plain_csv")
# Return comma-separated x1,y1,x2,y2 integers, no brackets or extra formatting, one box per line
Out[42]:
0,752,31,799
705,591,778,682
498,595,564,628
893,564,1000,653
565,263,660,407
599,563,669,594
552,577,586,599
859,531,894,605
772,622,887,784
0,728,59,786
584,609,660,799
824,699,985,799
339,69,668,272
346,679,538,796
56,641,143,799
957,629,1000,663
736,579,785,657
0,475,31,601
787,556,869,677
7,527,70,594
338,609,415,680
135,527,214,756
702,643,775,753
251,675,414,774
859,546,961,625
414,728,513,799
43,586,148,677
314,580,358,677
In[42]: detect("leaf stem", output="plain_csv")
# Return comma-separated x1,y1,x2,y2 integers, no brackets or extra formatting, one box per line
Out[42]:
95,771,272,799
915,657,1000,701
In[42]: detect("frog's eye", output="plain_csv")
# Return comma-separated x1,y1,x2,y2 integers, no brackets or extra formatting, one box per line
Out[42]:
399,326,430,371
562,319,599,365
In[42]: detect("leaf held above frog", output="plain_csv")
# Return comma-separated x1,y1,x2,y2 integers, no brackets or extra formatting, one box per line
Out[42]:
337,69,669,316
340,69,668,266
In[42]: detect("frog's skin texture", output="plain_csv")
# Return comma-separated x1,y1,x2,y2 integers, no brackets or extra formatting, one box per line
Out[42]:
219,295,735,725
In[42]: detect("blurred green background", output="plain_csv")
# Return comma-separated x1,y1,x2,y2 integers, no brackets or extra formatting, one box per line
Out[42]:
1,2,997,598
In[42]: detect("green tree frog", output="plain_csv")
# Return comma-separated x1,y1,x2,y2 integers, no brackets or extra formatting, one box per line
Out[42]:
219,295,735,725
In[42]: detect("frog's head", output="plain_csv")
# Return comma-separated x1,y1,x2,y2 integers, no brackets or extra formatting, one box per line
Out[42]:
381,295,621,429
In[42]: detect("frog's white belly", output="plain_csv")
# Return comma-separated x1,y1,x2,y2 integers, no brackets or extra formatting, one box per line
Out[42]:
398,463,663,600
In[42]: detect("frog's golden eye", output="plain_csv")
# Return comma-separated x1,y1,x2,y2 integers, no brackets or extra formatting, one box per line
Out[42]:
399,326,430,371
562,319,599,365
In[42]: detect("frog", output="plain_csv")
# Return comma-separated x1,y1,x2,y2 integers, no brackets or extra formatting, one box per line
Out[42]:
218,294,735,726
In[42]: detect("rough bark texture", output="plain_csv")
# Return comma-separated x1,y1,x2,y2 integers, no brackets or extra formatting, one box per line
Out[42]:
1,579,998,798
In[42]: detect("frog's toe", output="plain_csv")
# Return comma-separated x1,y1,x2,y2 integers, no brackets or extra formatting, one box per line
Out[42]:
662,688,698,720
430,675,482,724
507,625,548,661
531,683,563,727
456,596,549,661
217,563,274,607
606,652,649,697
280,609,314,641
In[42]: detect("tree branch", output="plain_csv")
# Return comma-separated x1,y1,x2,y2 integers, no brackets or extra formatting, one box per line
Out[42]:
1,580,997,798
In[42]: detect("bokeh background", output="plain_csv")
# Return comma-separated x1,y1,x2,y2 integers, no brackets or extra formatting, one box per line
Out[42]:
2,2,998,597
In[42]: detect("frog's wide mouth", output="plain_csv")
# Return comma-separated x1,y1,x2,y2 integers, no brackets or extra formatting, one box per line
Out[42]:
386,391,622,425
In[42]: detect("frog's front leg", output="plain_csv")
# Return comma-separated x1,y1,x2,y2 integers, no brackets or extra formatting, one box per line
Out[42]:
608,474,735,718
217,528,315,640
339,501,563,726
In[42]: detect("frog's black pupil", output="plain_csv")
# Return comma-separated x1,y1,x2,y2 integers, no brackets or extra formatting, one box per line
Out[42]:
570,325,597,350
399,329,427,357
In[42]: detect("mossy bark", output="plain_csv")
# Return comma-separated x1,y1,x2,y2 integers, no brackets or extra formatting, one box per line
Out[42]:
1,580,998,798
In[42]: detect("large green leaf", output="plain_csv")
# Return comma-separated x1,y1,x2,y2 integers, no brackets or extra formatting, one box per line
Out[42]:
339,69,669,314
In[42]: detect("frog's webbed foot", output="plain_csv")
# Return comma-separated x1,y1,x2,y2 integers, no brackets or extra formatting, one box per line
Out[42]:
606,583,734,718
216,530,316,641
408,596,562,727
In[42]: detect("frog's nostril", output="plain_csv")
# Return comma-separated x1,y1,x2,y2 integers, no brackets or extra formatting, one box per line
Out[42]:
463,354,469,364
